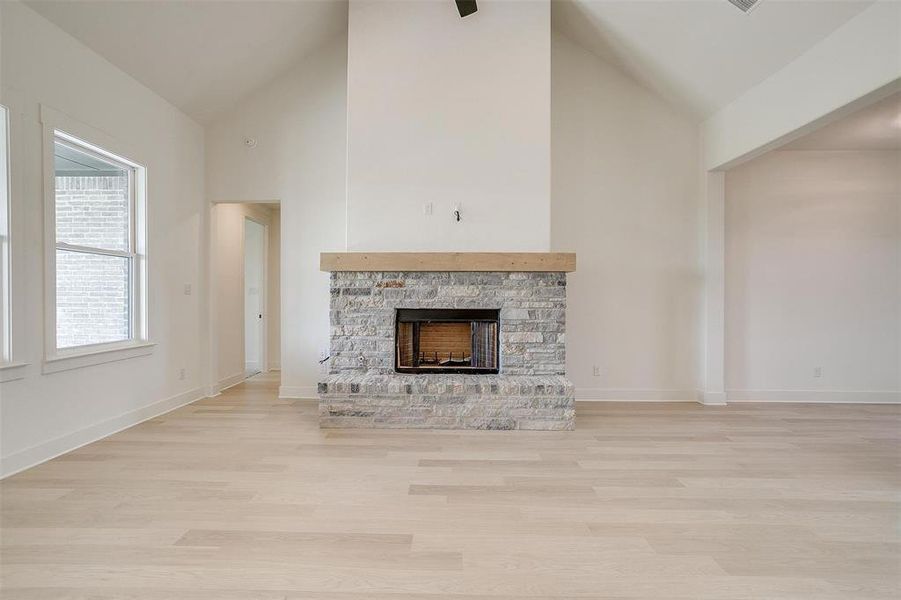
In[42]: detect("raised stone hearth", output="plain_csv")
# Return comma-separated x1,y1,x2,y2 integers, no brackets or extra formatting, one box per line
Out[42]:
319,258,575,430
318,374,573,430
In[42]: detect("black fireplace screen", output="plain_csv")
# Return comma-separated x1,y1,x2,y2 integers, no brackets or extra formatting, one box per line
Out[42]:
395,308,499,374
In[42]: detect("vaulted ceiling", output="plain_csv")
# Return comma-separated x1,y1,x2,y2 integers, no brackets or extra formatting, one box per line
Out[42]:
25,0,348,124
26,0,875,125
553,0,876,119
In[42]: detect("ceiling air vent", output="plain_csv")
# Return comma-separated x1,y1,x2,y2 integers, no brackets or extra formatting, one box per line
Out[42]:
727,0,763,13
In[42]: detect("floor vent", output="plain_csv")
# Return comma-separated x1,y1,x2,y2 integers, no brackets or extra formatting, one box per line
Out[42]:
727,0,763,13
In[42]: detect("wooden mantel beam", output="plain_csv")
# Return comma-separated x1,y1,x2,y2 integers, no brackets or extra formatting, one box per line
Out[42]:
320,252,576,273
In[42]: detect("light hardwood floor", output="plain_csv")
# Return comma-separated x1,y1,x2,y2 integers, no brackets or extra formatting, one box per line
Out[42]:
1,374,899,599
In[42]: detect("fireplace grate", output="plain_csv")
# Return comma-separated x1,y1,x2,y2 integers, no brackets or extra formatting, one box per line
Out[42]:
395,308,499,374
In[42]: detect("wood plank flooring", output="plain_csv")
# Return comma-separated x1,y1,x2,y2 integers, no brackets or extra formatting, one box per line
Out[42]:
1,373,899,599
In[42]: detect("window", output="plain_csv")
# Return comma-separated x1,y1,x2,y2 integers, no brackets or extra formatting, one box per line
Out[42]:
0,105,9,363
50,130,147,356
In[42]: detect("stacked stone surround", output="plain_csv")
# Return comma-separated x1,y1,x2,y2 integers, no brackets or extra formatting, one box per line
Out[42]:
319,271,574,430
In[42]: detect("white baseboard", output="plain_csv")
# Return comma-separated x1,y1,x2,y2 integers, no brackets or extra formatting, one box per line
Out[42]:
727,389,900,404
697,390,728,406
207,372,246,397
267,363,281,372
577,388,900,405
279,385,318,399
0,386,206,479
575,388,698,402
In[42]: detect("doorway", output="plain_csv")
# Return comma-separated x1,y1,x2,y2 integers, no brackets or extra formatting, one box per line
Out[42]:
209,202,280,392
244,217,266,377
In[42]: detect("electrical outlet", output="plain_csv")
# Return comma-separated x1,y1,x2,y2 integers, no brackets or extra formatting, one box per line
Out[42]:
813,366,822,378
592,365,601,377
423,202,433,216
183,283,192,296
178,368,185,381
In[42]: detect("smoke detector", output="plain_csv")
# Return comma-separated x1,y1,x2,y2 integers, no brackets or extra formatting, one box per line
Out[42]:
727,0,763,13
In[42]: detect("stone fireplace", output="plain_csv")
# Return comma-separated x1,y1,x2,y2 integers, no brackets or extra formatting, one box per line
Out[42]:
318,253,575,430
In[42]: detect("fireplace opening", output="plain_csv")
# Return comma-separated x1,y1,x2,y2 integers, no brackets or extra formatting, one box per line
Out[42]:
395,308,499,374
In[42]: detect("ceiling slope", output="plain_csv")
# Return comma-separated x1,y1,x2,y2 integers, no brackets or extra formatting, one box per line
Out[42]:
26,0,877,125
553,0,876,120
25,0,348,124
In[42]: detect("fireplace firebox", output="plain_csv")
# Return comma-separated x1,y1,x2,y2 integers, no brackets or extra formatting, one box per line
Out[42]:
395,308,499,374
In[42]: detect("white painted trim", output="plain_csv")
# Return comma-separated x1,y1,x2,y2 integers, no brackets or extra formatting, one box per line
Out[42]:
697,390,728,406
702,2,901,170
3,92,28,373
0,361,28,383
40,105,151,365
279,385,318,399
206,203,219,403
0,386,206,479
42,341,155,375
267,363,281,372
0,104,10,365
701,172,726,404
575,388,698,402
207,371,246,397
727,389,900,404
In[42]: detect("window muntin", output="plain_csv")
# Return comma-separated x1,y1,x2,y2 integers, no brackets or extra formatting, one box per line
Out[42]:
52,132,141,352
0,105,10,362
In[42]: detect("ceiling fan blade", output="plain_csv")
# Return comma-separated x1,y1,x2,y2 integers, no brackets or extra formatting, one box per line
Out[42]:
455,1,478,18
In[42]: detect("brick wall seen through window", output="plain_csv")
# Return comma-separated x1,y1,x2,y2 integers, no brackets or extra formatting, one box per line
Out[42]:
55,175,130,348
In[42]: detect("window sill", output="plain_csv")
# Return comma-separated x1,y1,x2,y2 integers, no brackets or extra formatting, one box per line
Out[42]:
0,362,29,383
43,341,155,375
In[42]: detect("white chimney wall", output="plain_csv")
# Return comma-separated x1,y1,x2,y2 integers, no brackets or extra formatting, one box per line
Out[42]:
346,0,551,251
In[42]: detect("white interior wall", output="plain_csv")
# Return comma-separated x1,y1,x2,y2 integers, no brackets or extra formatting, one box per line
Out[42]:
699,0,900,405
346,0,551,251
0,1,207,476
551,31,702,400
201,2,901,408
698,171,727,405
205,35,347,398
206,3,703,404
725,150,901,402
206,26,705,400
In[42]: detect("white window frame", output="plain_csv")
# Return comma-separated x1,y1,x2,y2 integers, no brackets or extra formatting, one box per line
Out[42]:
41,106,152,374
0,98,29,383
0,104,11,364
